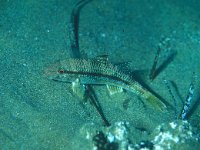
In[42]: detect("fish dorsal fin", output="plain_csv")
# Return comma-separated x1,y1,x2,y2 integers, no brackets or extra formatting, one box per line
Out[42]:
106,85,123,95
96,55,109,64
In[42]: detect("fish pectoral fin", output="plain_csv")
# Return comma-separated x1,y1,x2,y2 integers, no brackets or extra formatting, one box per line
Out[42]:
72,78,86,99
106,85,123,95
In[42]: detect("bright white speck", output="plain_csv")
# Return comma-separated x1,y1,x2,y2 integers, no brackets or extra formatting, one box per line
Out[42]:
154,145,164,150
100,33,106,37
107,133,115,142
173,137,179,143
169,122,177,129
86,132,90,139
34,37,38,40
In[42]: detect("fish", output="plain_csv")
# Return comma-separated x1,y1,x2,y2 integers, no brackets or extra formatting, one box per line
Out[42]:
44,56,166,111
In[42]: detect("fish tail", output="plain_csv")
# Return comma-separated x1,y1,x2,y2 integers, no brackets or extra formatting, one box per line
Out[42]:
142,91,166,111
130,83,166,111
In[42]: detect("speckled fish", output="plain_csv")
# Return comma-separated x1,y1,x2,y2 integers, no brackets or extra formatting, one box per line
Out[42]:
44,57,166,111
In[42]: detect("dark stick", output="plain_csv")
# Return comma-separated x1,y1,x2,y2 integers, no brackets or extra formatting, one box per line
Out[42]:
163,79,178,119
149,45,161,80
85,86,110,127
179,73,195,120
69,0,110,126
68,0,92,58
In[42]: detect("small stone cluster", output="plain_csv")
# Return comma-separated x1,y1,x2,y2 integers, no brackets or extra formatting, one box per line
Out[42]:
80,120,199,150
151,120,199,150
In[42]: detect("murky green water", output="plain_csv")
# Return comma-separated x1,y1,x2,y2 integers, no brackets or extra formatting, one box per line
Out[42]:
0,0,200,149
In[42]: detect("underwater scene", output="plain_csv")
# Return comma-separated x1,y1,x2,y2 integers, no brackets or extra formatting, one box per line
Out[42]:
1,0,200,149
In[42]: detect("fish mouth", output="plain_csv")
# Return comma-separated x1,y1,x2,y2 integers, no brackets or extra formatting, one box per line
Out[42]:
43,62,61,79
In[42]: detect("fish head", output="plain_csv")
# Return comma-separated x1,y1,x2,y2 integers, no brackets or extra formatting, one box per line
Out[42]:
43,60,78,83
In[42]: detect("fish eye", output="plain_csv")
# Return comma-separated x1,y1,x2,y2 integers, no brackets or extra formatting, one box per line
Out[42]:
58,69,64,74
